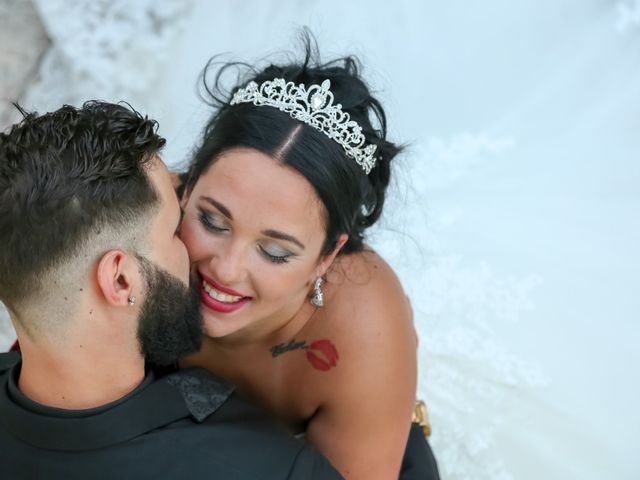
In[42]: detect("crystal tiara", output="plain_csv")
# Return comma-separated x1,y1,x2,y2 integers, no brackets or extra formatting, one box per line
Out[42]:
230,78,378,174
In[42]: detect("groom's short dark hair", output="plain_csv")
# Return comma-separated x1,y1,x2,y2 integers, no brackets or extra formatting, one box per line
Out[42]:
0,101,165,309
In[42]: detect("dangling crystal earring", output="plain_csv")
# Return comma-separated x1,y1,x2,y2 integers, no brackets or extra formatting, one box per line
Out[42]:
128,296,136,306
310,277,324,307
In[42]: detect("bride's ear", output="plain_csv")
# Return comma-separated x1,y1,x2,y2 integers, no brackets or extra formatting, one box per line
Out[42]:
316,234,348,277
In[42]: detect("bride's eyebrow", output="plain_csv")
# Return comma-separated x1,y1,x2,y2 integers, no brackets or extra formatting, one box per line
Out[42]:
261,229,305,250
199,196,232,219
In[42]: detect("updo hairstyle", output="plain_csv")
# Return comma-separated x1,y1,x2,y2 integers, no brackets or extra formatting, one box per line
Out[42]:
184,35,403,256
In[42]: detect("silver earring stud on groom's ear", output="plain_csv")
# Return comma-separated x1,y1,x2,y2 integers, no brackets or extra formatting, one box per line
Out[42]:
310,277,324,307
128,296,136,306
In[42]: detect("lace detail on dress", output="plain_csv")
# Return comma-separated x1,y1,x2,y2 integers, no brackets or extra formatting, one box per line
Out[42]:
166,368,235,422
0,0,49,129
370,132,547,480
19,0,193,115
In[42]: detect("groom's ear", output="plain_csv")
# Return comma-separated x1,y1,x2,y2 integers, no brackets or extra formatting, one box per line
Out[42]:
96,250,141,308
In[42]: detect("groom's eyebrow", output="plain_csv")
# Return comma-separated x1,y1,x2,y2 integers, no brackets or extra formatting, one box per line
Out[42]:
200,196,232,219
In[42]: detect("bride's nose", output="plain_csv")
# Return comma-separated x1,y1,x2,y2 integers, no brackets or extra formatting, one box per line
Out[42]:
207,241,247,286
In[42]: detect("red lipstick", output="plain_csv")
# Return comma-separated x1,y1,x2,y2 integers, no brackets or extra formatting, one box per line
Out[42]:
199,272,246,297
198,272,251,314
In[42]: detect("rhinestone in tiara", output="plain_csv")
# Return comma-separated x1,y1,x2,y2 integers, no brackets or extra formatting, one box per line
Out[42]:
230,78,377,174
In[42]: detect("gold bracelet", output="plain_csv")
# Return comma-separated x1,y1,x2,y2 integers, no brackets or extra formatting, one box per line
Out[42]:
411,399,432,437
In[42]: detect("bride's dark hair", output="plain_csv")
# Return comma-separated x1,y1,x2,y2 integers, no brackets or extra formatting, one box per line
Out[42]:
184,31,403,256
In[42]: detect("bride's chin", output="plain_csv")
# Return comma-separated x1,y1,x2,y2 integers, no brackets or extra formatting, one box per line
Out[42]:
201,318,227,339
200,312,244,340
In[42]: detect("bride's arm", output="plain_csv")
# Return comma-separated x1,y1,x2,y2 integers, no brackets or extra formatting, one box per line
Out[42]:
306,253,417,479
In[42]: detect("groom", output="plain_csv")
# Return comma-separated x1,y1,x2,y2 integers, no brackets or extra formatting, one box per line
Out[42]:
0,101,341,479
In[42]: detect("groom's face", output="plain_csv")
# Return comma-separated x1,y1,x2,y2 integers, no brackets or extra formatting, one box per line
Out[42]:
134,159,202,365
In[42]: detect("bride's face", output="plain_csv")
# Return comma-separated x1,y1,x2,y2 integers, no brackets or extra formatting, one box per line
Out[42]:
179,147,334,341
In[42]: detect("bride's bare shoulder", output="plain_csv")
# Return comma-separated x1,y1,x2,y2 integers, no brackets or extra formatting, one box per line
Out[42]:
328,248,404,296
323,248,415,341
306,248,417,414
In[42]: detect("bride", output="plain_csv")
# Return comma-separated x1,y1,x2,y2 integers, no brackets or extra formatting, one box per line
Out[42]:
178,38,431,479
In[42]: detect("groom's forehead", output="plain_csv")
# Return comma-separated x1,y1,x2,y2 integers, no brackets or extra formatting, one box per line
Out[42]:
146,158,180,211
143,158,184,249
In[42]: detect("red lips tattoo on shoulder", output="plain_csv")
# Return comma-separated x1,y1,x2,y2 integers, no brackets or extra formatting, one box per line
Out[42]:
306,340,339,371
269,338,339,372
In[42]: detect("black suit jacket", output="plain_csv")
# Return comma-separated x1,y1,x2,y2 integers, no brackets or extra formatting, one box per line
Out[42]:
0,352,342,479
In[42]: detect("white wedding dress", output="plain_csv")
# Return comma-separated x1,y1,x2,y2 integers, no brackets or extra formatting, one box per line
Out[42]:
1,1,638,478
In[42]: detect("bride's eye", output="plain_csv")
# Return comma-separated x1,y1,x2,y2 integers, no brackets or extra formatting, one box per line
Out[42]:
258,245,293,264
198,209,228,233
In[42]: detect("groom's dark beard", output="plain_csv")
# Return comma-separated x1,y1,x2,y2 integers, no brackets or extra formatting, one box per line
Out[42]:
136,257,203,367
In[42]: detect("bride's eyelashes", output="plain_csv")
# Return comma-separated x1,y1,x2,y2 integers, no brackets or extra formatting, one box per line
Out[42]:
258,245,293,264
198,209,228,232
197,207,295,265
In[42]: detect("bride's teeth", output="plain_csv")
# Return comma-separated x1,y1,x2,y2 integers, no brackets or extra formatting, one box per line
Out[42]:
202,280,242,303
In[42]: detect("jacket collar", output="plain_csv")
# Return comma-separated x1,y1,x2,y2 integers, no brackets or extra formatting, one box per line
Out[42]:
0,353,234,451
